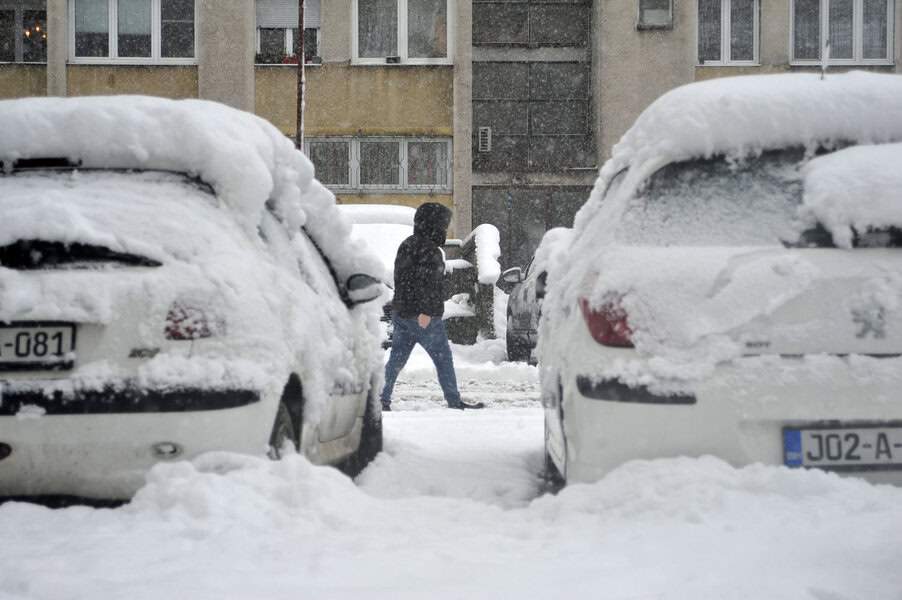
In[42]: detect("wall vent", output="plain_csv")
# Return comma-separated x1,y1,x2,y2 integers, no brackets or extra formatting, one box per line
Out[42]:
477,127,492,153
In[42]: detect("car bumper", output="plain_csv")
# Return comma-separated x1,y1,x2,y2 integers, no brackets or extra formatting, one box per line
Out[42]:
0,382,274,499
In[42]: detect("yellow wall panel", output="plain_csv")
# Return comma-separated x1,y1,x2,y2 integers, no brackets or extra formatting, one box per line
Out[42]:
67,66,198,98
0,65,47,98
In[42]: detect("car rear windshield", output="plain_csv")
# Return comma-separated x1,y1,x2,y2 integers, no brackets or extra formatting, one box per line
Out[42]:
612,148,902,248
0,239,162,270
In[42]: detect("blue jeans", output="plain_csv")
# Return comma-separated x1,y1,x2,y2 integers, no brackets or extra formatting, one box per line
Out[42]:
380,312,461,407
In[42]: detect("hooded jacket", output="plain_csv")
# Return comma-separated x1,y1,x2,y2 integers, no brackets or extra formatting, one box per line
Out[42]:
392,203,451,318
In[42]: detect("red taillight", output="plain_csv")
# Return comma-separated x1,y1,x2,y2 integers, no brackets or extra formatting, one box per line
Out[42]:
579,297,634,348
164,302,219,340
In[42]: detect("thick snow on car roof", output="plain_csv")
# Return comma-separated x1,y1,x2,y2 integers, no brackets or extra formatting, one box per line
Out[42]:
340,204,416,226
0,95,379,281
599,72,902,187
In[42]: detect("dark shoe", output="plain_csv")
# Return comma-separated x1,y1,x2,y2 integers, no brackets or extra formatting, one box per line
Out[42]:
381,402,392,412
448,400,485,410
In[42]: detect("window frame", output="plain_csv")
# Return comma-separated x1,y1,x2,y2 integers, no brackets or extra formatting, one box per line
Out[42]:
697,0,760,66
303,137,453,194
254,25,321,65
351,0,454,66
790,0,895,66
0,1,47,64
68,0,198,65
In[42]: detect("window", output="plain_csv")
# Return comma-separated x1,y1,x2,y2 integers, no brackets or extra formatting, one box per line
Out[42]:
304,138,452,192
792,0,894,64
638,0,672,29
70,0,196,62
354,0,452,64
255,0,321,64
698,0,759,64
0,1,47,63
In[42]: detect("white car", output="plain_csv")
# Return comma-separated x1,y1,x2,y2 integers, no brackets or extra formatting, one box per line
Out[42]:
0,97,386,499
540,72,902,486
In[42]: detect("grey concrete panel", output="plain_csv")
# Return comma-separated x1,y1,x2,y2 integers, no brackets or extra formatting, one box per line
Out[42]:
473,100,528,134
473,46,589,61
473,62,530,99
529,135,593,170
529,5,588,47
472,135,529,172
529,101,588,134
529,62,588,99
473,4,529,45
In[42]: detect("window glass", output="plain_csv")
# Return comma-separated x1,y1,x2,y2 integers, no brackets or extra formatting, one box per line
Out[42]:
258,27,286,62
22,9,46,62
291,27,319,62
829,0,854,59
730,0,755,61
639,0,671,28
358,0,397,58
0,10,16,62
75,0,110,57
309,141,350,186
697,0,721,62
862,0,888,59
408,0,446,58
118,0,151,57
408,141,447,186
360,141,400,186
161,0,194,58
793,0,821,59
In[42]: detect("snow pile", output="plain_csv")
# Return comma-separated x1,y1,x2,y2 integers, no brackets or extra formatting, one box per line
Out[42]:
444,293,476,319
802,143,902,247
465,224,501,285
1,447,900,599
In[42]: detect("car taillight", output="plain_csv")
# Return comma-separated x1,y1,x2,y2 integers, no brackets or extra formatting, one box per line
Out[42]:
164,302,221,340
579,297,634,348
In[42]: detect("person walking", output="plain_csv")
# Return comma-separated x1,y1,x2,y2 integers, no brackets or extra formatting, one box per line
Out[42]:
380,203,484,411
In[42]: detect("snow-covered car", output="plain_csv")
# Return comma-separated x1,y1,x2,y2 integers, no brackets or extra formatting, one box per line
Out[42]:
0,97,386,500
502,228,572,362
540,72,902,486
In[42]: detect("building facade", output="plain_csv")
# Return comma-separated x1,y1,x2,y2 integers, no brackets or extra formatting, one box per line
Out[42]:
1,0,901,264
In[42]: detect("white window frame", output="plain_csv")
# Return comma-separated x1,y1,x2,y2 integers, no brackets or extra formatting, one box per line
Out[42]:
697,0,760,66
351,0,454,66
68,0,198,65
304,137,453,193
790,0,895,66
254,26,321,65
0,1,47,63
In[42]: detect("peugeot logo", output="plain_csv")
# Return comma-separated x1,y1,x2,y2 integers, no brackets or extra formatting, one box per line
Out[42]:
852,306,886,339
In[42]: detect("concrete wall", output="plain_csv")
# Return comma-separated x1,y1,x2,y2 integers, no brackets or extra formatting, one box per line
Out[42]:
255,64,454,136
198,0,254,111
67,66,198,97
46,0,65,95
0,64,47,97
453,0,473,237
320,0,352,63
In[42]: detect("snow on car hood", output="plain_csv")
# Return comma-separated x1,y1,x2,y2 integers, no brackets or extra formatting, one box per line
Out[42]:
801,142,902,248
0,95,381,283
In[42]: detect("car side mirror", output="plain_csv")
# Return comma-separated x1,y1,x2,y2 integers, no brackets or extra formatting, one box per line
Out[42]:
346,274,383,306
501,267,523,285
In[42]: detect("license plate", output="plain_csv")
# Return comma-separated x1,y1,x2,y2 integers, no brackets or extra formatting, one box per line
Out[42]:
784,425,902,470
0,323,76,369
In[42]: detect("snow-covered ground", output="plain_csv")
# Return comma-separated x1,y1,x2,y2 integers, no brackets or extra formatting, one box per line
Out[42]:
1,342,901,600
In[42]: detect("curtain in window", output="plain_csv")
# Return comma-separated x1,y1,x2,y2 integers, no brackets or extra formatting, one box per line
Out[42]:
793,0,820,59
408,0,446,58
829,0,854,59
863,0,888,59
730,0,755,61
0,10,14,61
358,0,397,58
697,0,721,62
408,142,447,186
118,0,151,57
161,0,194,58
309,142,350,186
259,28,286,63
360,141,400,185
75,0,109,57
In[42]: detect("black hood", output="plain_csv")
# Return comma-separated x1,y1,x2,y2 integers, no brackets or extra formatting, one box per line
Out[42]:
413,203,452,246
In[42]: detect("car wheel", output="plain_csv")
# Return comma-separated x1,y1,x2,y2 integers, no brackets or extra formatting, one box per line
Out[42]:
506,314,530,362
343,379,384,477
267,401,297,460
542,450,565,491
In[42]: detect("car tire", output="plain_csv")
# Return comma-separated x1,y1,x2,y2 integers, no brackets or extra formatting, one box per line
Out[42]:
343,379,384,477
506,314,530,362
267,401,297,460
542,450,566,491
